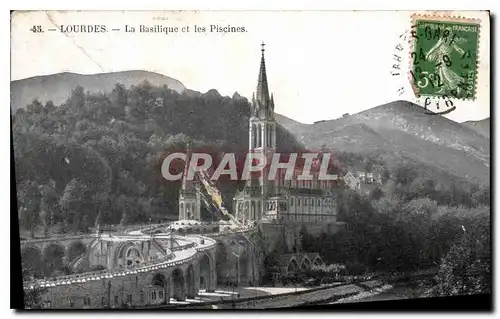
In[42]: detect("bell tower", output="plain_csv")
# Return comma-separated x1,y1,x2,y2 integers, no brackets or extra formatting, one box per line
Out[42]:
249,42,276,153
235,43,278,226
249,42,277,199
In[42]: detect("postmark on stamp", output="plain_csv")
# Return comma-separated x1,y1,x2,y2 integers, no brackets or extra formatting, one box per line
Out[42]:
409,15,480,101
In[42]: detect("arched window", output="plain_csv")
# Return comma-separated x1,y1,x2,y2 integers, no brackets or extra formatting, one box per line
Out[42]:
272,125,275,147
125,247,142,266
268,125,271,148
257,124,262,148
267,125,271,147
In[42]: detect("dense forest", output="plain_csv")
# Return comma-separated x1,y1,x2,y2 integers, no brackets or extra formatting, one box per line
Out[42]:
293,174,490,297
13,82,304,238
264,146,490,297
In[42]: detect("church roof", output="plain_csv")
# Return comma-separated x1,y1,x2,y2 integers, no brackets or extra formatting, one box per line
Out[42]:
256,42,270,106
252,42,274,119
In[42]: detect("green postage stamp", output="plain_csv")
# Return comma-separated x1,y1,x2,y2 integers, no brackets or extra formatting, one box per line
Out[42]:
410,15,480,100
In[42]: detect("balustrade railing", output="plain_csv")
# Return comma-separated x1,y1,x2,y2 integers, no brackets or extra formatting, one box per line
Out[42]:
23,222,248,289
24,238,208,288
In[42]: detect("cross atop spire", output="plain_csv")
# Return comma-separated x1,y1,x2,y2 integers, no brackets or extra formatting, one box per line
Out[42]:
261,41,265,54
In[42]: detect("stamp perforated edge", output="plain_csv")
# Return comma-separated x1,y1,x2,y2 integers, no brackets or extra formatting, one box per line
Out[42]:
409,13,482,101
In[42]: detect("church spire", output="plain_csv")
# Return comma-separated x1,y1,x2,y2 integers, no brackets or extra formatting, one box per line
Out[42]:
256,42,270,106
181,139,194,193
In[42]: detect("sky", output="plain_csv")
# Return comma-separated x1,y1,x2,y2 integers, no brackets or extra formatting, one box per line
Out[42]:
11,10,490,123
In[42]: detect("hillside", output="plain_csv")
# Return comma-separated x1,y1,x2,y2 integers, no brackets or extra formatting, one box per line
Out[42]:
462,118,490,138
274,113,304,129
276,100,490,185
12,77,305,233
11,70,186,111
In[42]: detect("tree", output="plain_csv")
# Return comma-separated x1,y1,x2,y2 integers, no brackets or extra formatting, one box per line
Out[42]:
22,259,47,309
370,186,384,200
110,83,128,108
381,166,391,184
45,100,55,111
27,99,44,113
68,86,86,110
39,180,58,237
430,229,490,296
394,163,418,186
472,185,490,207
429,205,490,297
59,179,88,233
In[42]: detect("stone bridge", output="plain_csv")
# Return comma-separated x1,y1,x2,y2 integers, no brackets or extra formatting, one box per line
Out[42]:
21,235,99,277
25,234,218,308
143,223,263,287
21,225,264,309
22,223,325,309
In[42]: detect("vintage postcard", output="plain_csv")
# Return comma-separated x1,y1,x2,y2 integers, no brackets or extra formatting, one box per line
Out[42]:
11,10,491,310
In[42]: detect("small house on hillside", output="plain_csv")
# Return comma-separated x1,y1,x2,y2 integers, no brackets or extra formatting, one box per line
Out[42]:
343,171,360,191
344,169,382,194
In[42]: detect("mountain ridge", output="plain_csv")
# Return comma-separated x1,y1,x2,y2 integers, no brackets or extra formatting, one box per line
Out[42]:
276,100,490,185
11,70,187,111
462,118,490,138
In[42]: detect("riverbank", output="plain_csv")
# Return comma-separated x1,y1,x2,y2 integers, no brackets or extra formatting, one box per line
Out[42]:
355,280,431,303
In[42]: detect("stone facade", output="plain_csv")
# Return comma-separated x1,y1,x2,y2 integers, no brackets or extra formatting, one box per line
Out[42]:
36,247,216,309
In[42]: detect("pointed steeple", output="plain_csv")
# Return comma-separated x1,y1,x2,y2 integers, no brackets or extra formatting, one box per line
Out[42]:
256,42,270,106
